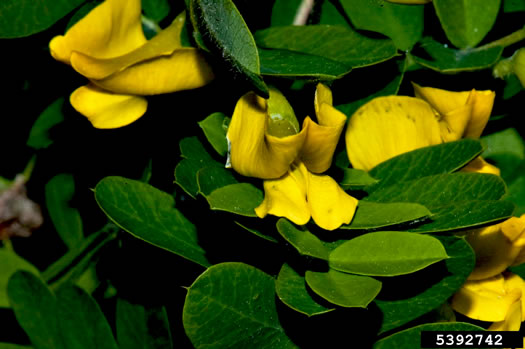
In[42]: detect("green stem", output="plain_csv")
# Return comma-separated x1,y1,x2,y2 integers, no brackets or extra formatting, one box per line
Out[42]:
480,25,525,49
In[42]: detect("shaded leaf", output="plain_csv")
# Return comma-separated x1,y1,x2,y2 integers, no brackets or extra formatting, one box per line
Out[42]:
0,0,86,38
270,0,302,26
197,166,237,196
504,0,525,12
342,201,431,230
183,262,297,348
0,250,39,308
276,218,332,260
329,231,448,276
95,176,210,267
305,269,381,308
411,38,503,73
189,0,268,97
482,128,525,160
116,298,172,349
27,98,65,150
235,221,278,243
433,0,501,48
198,113,229,156
255,25,397,68
340,0,423,50
141,0,170,22
206,183,263,217
276,263,334,316
45,174,83,249
375,235,475,333
340,168,378,190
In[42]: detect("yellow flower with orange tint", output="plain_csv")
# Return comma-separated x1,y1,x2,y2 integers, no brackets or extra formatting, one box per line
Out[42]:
49,0,214,128
226,84,358,231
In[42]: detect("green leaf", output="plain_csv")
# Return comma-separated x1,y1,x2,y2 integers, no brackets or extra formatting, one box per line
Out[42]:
339,169,379,190
141,0,171,22
411,38,503,72
26,98,65,150
116,298,173,349
342,201,431,230
270,0,302,26
329,231,448,276
196,166,238,196
45,174,83,249
276,219,333,260
259,48,352,80
340,0,423,51
366,173,514,232
482,128,525,160
319,0,349,26
56,285,118,349
205,183,263,217
0,0,86,38
255,25,397,69
189,0,268,97
374,322,485,348
0,250,39,308
433,0,501,49
183,262,297,348
504,0,525,12
234,221,279,243
174,136,221,198
95,176,210,267
8,271,63,349
276,263,334,316
375,235,474,333
198,113,229,156
368,139,484,191
0,343,32,349
305,269,381,308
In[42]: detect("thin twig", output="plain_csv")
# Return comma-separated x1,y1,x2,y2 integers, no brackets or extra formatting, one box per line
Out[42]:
293,0,315,25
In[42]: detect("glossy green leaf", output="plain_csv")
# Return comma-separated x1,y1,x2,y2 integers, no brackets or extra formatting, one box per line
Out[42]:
334,57,405,117
271,0,302,26
95,176,210,267
45,174,83,249
366,173,514,232
319,0,349,26
375,235,474,333
340,169,378,190
255,25,397,68
198,113,229,156
433,0,501,48
368,139,484,191
174,137,221,198
0,0,86,38
411,38,503,72
26,98,65,150
329,231,448,276
183,262,296,348
276,263,334,316
56,285,118,349
116,298,172,349
0,250,39,308
206,183,263,217
305,269,381,308
342,201,431,230
374,322,485,348
258,48,352,80
141,0,170,22
8,271,64,349
340,0,423,50
189,0,268,97
196,166,237,196
276,219,332,260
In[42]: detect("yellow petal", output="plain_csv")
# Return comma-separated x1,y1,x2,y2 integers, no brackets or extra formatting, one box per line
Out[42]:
70,12,186,80
255,162,310,225
413,82,472,116
488,297,522,331
70,84,147,129
90,48,214,95
451,275,521,321
345,96,441,171
503,273,525,322
49,0,146,64
227,93,307,179
465,222,523,280
314,83,333,116
306,171,358,230
463,89,496,139
438,104,472,142
461,157,501,176
300,104,347,173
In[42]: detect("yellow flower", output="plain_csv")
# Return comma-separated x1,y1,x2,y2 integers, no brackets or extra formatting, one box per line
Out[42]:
345,83,496,172
49,0,214,128
226,84,358,230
